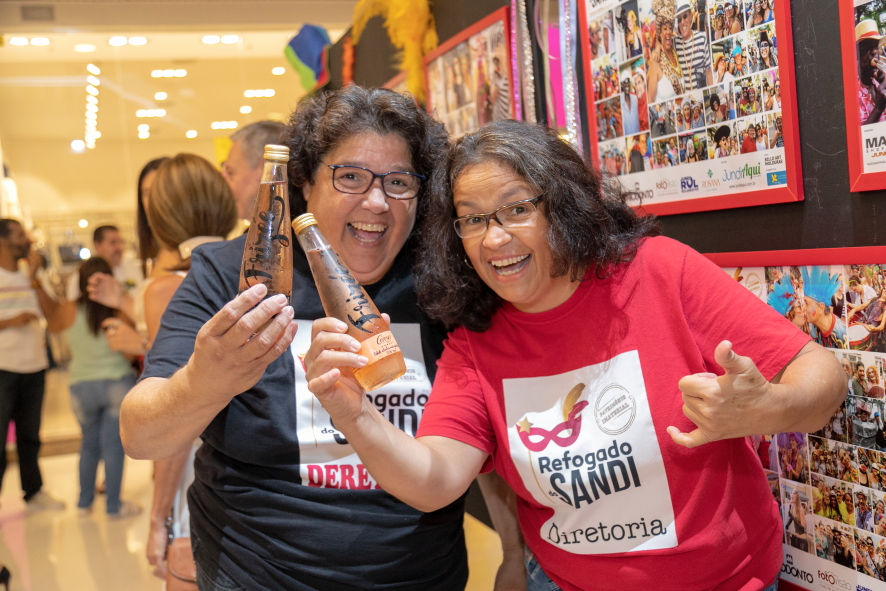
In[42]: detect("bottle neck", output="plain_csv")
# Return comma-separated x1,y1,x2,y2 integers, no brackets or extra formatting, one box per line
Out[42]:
260,160,287,183
295,224,330,253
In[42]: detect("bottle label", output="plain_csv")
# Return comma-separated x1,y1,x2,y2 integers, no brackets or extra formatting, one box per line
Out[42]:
359,331,401,363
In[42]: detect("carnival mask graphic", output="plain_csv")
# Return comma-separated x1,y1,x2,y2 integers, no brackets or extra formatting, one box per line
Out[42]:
516,384,588,452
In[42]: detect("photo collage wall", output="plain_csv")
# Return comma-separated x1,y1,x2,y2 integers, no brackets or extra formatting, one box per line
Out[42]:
586,0,787,206
724,264,886,589
425,17,513,140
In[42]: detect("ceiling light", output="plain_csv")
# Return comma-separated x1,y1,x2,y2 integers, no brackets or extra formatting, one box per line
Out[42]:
109,36,128,47
174,69,187,77
221,35,240,44
87,75,101,86
244,90,255,98
78,219,88,228
76,44,97,53
86,103,98,112
202,35,220,44
154,92,167,100
138,131,150,139
186,130,198,138
86,85,99,96
272,67,285,75
86,95,98,104
9,37,28,46
79,247,91,259
138,124,149,132
210,121,238,130
85,112,97,120
136,109,166,118
151,70,163,78
163,69,175,77
71,140,86,152
264,89,275,97
86,64,101,75
30,38,50,46
86,122,97,131
128,37,147,46
240,106,252,114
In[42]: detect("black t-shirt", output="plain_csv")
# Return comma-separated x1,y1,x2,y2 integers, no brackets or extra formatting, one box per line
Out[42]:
142,234,467,590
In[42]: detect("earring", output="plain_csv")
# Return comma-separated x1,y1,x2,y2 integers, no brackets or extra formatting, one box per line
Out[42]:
463,257,475,270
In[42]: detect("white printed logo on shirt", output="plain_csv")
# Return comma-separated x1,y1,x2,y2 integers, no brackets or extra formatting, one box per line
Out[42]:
290,320,431,490
504,350,677,554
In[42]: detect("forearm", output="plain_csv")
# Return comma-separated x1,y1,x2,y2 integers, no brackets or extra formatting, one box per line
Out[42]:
120,367,231,460
768,344,846,434
477,471,524,553
150,448,192,525
117,293,135,323
34,285,62,330
337,402,484,512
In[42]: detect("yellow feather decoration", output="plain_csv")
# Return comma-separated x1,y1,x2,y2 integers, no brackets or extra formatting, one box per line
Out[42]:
562,383,586,422
352,0,438,104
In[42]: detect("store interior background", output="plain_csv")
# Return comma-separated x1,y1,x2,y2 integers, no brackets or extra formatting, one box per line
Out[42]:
0,0,878,589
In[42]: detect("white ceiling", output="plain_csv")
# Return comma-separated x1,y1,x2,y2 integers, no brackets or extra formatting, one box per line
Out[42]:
0,1,357,219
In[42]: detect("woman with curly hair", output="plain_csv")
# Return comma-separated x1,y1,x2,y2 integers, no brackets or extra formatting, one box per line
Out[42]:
646,0,683,102
120,86,524,591
305,119,845,591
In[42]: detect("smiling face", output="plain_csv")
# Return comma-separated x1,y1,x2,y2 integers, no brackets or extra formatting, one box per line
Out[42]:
301,132,417,285
453,160,580,313
659,21,675,51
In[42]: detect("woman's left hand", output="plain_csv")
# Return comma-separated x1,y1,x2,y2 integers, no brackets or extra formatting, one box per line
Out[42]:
668,340,772,448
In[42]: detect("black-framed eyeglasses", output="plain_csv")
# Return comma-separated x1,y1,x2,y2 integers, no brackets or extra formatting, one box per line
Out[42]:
323,162,426,200
453,195,543,239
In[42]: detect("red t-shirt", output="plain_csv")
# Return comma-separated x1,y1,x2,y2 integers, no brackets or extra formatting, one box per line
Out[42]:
417,237,810,591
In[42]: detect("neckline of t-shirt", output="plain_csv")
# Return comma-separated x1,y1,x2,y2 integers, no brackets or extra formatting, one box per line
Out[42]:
499,267,599,325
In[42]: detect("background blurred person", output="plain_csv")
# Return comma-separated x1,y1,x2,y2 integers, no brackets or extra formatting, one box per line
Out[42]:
222,120,286,220
0,219,66,512
58,257,141,518
101,154,237,581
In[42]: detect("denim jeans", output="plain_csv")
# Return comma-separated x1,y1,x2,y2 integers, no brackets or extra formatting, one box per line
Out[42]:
524,550,779,591
69,374,135,513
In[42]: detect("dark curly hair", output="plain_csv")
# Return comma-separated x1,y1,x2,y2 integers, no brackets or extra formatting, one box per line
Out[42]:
281,86,448,233
415,120,660,332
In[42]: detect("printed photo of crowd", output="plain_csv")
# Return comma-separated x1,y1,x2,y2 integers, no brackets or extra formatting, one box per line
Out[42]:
720,261,886,580
586,0,784,174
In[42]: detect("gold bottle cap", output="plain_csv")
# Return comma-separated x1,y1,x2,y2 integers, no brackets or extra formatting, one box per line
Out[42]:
263,144,290,162
292,213,317,235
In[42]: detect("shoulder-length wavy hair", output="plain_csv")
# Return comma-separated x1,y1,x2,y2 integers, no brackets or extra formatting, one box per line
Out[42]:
136,157,169,277
146,153,237,271
281,86,448,232
78,257,117,336
415,120,660,332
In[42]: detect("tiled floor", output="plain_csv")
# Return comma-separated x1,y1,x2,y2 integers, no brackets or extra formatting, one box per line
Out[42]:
0,370,504,590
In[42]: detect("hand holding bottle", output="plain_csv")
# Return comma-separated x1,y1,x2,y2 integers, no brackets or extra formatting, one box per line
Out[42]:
303,314,391,429
184,284,298,402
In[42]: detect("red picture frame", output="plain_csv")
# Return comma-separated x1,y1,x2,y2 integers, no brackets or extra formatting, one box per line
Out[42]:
840,1,886,191
577,0,803,216
423,7,516,139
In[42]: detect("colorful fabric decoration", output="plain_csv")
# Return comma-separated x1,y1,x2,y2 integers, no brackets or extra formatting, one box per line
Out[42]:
342,35,355,86
352,0,438,104
285,25,332,95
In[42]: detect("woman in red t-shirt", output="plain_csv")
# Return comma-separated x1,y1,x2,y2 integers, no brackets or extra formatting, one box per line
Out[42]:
304,120,846,591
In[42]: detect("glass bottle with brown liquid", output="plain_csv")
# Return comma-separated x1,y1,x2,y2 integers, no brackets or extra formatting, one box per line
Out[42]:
239,144,293,306
292,213,407,391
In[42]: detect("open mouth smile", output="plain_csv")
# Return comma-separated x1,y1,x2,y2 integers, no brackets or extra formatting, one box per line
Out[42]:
490,254,530,276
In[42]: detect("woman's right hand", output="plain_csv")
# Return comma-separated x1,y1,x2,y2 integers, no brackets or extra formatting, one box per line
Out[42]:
87,272,124,309
303,317,374,427
146,519,168,579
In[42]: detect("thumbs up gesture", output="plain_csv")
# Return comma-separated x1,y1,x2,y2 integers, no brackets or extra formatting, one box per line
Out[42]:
667,340,772,449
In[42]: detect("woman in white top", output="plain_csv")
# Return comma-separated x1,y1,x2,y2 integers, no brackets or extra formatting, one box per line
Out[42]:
714,54,735,84
98,154,237,582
